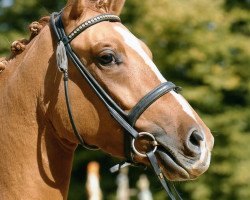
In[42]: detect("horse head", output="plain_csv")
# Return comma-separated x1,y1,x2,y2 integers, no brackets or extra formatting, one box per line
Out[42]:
47,0,214,183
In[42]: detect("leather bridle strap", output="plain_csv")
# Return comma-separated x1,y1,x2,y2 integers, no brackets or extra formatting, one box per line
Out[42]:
147,151,182,200
128,82,181,126
50,12,182,200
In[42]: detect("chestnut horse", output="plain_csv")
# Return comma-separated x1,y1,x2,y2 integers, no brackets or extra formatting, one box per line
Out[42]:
0,0,214,199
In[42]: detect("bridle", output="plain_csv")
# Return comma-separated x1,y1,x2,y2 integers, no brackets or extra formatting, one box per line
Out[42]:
50,12,182,200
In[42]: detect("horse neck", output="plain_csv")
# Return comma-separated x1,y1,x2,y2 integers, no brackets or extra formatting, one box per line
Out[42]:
0,25,76,199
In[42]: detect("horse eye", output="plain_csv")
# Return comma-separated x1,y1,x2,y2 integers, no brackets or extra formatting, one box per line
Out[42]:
97,51,118,66
99,54,115,65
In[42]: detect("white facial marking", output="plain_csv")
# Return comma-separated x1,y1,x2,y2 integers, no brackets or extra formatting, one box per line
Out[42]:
114,26,166,82
114,26,197,121
170,91,197,122
192,140,210,169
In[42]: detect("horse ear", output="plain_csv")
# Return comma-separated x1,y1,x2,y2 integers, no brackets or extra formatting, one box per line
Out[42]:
68,0,85,20
63,0,125,23
62,0,89,26
83,0,126,15
104,0,126,15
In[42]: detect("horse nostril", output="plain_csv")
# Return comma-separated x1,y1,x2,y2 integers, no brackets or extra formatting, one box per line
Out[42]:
190,130,204,147
186,129,205,156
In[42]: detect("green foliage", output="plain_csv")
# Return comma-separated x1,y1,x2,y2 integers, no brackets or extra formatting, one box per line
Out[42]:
1,0,250,199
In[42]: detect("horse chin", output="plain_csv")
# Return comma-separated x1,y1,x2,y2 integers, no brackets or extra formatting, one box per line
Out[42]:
156,146,211,181
156,148,190,181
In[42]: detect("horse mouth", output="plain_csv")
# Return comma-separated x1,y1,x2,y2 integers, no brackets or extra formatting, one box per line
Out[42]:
156,146,190,180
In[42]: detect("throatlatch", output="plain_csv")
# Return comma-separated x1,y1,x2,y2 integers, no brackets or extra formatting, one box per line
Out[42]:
50,11,182,200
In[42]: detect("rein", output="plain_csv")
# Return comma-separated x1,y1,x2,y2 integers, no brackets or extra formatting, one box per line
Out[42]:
50,12,182,200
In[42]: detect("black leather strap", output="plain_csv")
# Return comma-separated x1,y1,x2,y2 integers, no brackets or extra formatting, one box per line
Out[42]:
63,71,99,150
147,151,182,200
128,82,178,126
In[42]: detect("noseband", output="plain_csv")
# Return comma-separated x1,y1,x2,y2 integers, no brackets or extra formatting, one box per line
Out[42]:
50,12,182,200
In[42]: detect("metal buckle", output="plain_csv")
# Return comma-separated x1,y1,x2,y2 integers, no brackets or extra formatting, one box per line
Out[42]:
132,132,158,157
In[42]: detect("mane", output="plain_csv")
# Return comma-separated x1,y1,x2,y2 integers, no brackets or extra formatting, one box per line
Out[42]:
0,16,50,73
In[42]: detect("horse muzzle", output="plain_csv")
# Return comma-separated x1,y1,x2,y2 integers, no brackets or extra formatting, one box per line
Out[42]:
156,135,212,181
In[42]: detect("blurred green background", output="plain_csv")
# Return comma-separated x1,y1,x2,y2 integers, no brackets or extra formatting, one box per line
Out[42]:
1,0,250,199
